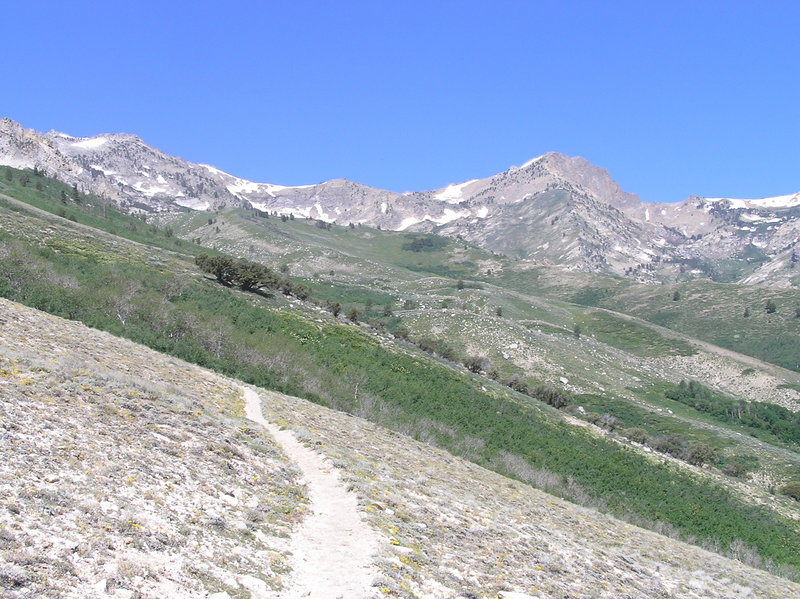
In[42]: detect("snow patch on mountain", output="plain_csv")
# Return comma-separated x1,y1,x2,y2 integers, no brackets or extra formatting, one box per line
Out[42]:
315,203,334,222
132,181,170,197
752,193,800,208
433,180,478,203
707,193,800,209
89,164,116,176
397,209,471,231
200,164,227,176
397,217,423,231
175,198,210,210
740,213,782,223
71,137,109,150
520,155,546,168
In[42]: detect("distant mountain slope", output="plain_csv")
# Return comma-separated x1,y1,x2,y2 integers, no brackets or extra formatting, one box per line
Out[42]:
1,117,798,285
3,297,800,598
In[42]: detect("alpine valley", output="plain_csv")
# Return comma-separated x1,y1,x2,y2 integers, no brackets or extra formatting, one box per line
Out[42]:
2,118,800,599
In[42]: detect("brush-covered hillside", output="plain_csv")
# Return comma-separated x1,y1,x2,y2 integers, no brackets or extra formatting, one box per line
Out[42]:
1,166,800,596
3,299,800,598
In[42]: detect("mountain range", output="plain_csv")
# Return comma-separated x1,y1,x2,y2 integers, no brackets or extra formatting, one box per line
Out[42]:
2,117,798,287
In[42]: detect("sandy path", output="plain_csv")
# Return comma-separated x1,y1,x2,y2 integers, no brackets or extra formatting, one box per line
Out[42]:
242,387,380,599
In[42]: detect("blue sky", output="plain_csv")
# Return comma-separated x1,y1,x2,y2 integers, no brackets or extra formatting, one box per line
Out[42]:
2,1,798,202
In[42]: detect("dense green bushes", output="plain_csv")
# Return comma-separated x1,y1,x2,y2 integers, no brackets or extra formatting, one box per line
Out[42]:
665,380,800,446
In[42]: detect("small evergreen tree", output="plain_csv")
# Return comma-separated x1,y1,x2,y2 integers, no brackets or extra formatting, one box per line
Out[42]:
766,299,777,314
672,290,681,301
743,307,750,318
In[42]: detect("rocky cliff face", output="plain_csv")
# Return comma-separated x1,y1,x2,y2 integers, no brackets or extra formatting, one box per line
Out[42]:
2,118,798,285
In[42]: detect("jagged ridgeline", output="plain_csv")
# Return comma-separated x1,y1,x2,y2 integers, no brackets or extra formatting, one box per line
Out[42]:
1,164,800,591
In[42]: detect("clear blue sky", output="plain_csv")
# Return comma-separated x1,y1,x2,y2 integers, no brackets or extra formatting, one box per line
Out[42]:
2,1,798,202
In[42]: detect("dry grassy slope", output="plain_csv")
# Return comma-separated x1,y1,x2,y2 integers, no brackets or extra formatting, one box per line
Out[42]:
0,299,307,599
1,298,799,599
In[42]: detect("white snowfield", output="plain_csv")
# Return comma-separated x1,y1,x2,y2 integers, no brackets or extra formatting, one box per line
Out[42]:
71,136,109,150
706,192,800,209
397,208,474,231
433,179,478,203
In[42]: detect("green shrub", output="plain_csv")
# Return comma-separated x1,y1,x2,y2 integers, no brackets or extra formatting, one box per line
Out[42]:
531,385,571,409
622,427,648,444
721,455,759,478
685,442,717,466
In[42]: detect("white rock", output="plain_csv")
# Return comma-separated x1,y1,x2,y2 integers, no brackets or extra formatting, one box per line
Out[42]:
237,574,269,595
220,492,238,506
223,577,240,589
559,377,569,384
209,593,232,599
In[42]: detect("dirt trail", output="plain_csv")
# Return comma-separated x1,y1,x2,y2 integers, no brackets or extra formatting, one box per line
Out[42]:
242,387,380,599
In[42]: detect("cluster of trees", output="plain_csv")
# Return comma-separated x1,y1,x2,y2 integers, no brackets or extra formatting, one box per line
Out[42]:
195,253,311,299
402,235,447,253
665,380,800,446
615,426,718,466
504,377,572,410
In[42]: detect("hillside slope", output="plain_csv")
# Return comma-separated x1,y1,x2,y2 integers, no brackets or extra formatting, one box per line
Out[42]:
2,297,799,598
2,167,800,583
